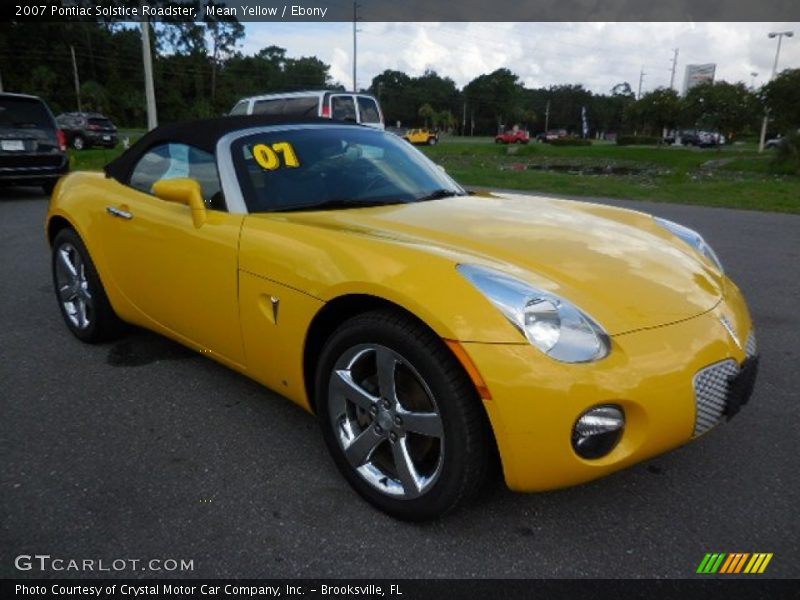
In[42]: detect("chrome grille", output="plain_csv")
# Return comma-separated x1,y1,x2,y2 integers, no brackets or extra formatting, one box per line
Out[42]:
693,359,739,437
745,331,757,358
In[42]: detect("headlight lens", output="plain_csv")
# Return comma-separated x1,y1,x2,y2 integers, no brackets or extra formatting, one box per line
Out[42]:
457,264,610,363
654,216,724,273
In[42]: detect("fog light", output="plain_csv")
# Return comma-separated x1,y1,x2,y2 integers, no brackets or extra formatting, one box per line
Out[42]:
572,405,625,459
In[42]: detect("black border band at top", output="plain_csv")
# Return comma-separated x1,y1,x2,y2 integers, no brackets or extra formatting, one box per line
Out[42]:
3,0,799,23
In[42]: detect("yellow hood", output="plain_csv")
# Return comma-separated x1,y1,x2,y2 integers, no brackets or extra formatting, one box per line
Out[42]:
278,193,723,336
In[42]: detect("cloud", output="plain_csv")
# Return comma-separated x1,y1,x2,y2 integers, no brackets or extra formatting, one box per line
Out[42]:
242,22,800,93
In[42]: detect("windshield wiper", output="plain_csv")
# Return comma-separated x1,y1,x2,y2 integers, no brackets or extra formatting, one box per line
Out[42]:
276,197,407,213
416,189,464,202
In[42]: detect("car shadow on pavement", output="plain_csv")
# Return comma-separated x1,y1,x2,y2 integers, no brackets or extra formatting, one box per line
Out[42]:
107,329,199,367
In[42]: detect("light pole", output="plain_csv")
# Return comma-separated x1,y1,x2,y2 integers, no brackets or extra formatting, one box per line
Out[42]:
141,9,158,130
352,2,361,92
750,72,758,90
759,30,794,152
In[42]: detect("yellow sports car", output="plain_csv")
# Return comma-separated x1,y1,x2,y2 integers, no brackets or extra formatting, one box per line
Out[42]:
46,116,759,520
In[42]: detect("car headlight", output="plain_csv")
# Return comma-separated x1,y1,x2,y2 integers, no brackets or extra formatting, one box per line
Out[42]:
654,217,724,273
457,264,610,363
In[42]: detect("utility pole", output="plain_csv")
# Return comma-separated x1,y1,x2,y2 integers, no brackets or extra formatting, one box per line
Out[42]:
140,13,158,130
544,100,550,133
352,2,359,92
669,48,679,90
759,30,794,152
70,45,82,112
637,67,646,99
750,72,758,90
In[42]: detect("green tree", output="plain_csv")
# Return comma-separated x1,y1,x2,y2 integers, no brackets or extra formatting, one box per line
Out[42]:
80,80,109,113
625,88,681,135
203,2,244,105
284,56,333,90
370,69,460,129
762,68,800,134
464,68,524,134
370,70,414,126
536,84,593,135
30,66,59,104
418,103,435,128
682,82,758,140
433,110,456,132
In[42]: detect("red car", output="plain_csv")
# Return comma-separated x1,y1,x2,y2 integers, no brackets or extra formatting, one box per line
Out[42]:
495,130,530,144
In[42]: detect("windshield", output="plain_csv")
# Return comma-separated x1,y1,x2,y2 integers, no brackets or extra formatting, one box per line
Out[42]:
231,126,464,213
0,97,53,129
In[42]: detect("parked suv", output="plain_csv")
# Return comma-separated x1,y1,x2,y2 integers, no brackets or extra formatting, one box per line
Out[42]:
56,112,118,149
230,91,384,129
403,128,438,145
0,93,68,194
673,129,724,148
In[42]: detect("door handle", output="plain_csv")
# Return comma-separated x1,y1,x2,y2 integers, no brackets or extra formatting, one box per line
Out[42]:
106,206,133,220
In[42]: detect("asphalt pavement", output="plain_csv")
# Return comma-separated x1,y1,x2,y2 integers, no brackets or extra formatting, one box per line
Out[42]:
1,186,798,579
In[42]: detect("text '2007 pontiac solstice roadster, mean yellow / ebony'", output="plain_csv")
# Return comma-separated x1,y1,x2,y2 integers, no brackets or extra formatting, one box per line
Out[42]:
45,116,758,519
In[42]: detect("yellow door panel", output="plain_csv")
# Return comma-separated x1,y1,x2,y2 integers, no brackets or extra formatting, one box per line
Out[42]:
96,180,246,365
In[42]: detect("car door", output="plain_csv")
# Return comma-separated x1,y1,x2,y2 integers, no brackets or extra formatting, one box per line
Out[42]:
99,143,246,366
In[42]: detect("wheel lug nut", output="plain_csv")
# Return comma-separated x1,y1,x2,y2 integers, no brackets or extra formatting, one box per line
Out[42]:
383,399,391,409
394,416,402,426
389,432,398,443
369,405,378,415
374,425,383,434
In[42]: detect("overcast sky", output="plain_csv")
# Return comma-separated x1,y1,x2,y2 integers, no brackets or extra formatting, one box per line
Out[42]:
241,22,800,94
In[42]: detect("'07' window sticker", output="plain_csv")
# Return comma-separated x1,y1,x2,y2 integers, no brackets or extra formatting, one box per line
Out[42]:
253,142,300,170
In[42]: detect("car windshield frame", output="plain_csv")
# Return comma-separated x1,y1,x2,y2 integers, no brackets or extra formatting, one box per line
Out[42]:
219,124,465,215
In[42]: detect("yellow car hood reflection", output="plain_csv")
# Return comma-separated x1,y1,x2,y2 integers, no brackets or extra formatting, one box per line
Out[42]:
277,192,722,335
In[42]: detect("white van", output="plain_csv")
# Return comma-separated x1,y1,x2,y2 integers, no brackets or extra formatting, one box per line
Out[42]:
230,91,385,130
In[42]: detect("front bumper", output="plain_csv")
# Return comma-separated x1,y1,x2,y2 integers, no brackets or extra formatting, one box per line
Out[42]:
465,279,758,492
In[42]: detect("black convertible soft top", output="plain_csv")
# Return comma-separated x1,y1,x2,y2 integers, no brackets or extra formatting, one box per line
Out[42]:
104,115,348,183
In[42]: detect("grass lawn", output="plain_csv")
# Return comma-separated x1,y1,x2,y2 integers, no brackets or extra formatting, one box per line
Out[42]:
67,128,142,171
423,139,800,214
68,132,798,214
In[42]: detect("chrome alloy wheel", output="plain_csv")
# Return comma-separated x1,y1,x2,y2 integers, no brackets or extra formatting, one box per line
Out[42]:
54,242,93,330
328,344,445,499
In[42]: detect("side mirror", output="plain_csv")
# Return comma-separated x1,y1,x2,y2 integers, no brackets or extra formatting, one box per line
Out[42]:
152,178,206,228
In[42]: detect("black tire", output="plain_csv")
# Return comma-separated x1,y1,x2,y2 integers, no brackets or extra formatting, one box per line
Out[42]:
51,227,126,343
316,309,492,520
72,135,85,150
427,137,437,145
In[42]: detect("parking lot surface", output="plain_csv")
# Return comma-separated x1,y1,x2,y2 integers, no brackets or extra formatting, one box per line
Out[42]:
1,186,798,578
